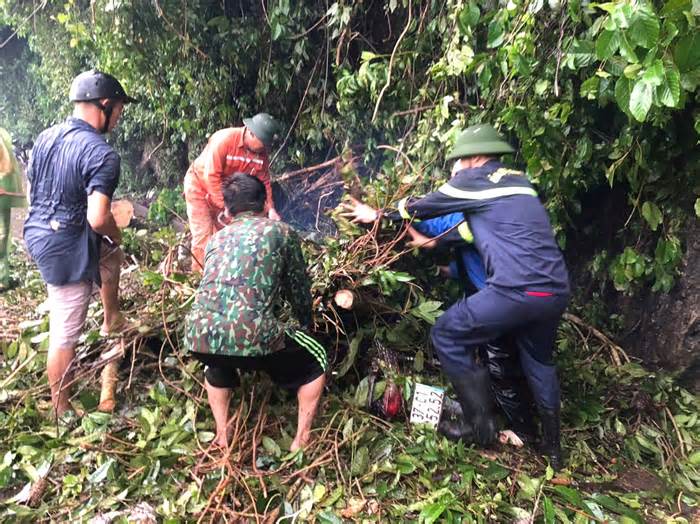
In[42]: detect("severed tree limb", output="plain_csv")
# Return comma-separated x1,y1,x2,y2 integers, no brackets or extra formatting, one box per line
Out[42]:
275,155,353,183
98,340,126,412
334,289,355,310
111,199,134,228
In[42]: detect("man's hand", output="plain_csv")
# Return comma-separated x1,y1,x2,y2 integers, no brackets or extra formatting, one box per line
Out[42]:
268,208,281,221
406,226,437,250
338,196,380,224
87,191,121,243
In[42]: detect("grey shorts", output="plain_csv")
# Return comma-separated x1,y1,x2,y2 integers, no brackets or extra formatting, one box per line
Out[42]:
47,245,124,351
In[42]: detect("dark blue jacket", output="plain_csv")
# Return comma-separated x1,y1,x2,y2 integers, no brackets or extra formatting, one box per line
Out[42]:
389,161,569,294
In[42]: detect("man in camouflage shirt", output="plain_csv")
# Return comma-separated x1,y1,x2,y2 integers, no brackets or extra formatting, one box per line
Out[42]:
186,173,326,450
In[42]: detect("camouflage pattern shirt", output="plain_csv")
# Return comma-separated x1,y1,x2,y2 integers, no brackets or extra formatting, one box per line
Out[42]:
185,213,312,357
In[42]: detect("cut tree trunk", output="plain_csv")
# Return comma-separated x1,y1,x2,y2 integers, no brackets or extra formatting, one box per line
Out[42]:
334,289,356,310
111,199,134,228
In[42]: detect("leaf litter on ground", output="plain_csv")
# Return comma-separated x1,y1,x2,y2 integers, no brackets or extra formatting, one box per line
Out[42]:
0,215,698,523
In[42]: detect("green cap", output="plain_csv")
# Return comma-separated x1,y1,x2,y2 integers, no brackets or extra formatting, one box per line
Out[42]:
243,113,281,148
446,123,515,160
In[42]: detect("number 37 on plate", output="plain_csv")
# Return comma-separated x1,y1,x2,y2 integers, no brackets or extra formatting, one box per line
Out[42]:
409,383,444,428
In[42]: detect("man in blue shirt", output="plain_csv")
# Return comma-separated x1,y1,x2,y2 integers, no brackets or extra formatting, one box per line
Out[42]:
341,124,570,469
24,70,137,416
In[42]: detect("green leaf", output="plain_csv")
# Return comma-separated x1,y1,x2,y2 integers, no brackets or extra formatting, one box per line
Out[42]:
674,33,700,72
596,30,619,60
580,76,600,99
552,485,588,510
658,65,681,107
351,446,369,475
695,198,700,217
618,32,638,63
487,20,505,48
360,51,378,62
419,502,447,523
629,8,660,49
611,3,633,28
641,60,664,87
458,2,480,34
317,510,344,524
337,333,363,377
88,459,115,484
641,201,663,230
262,436,281,457
590,494,644,523
411,300,444,324
542,496,555,524
681,69,700,91
689,449,700,465
354,377,370,406
661,0,691,17
564,39,596,69
414,350,425,372
142,270,164,289
629,79,653,121
396,453,418,474
614,76,632,113
271,22,283,41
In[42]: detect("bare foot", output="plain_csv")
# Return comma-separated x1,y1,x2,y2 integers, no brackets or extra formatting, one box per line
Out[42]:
212,432,231,449
53,403,85,421
291,433,311,452
100,313,128,337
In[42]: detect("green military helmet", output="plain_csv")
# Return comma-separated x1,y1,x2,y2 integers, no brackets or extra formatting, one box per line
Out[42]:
446,123,515,160
243,113,281,148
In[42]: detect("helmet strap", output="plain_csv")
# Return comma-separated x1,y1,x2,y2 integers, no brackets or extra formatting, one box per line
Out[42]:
90,99,114,134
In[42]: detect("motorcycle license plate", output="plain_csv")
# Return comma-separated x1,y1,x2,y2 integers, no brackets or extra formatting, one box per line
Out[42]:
409,383,444,427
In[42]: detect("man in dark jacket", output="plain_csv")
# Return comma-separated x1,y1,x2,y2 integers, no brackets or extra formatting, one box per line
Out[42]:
341,123,570,469
406,214,537,448
24,70,136,416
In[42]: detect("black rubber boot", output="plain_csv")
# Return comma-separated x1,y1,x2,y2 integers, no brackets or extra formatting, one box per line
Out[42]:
438,397,472,441
450,368,497,447
437,415,472,441
485,341,537,443
537,407,563,470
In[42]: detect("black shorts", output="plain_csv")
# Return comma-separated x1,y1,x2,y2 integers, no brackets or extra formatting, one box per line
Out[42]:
191,330,327,391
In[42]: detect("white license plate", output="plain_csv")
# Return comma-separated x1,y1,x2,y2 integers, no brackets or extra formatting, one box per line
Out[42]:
409,383,445,427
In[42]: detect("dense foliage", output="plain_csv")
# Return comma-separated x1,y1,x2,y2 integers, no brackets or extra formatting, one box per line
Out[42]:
0,228,698,522
0,1,699,520
1,0,698,296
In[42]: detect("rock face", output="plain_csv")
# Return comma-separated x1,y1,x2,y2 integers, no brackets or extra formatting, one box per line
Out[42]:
619,217,700,392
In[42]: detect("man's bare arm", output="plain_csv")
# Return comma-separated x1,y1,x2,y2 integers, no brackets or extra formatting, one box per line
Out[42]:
87,191,121,243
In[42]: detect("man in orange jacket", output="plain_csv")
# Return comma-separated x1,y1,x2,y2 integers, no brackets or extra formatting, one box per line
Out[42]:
184,113,282,271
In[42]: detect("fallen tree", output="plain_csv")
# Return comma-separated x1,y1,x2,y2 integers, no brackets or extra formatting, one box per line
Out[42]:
0,184,698,521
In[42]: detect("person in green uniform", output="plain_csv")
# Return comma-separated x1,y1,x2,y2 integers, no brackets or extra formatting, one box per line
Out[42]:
185,173,327,451
0,127,27,290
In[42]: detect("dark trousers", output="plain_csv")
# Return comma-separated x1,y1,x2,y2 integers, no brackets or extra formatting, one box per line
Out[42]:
431,286,569,411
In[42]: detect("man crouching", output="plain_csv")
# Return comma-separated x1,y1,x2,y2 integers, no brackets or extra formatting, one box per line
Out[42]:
185,173,326,451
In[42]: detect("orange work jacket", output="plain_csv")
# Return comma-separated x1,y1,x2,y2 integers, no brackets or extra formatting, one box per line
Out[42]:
188,127,272,211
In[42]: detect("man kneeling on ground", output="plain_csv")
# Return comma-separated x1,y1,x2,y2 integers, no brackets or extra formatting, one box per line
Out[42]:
185,173,326,451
